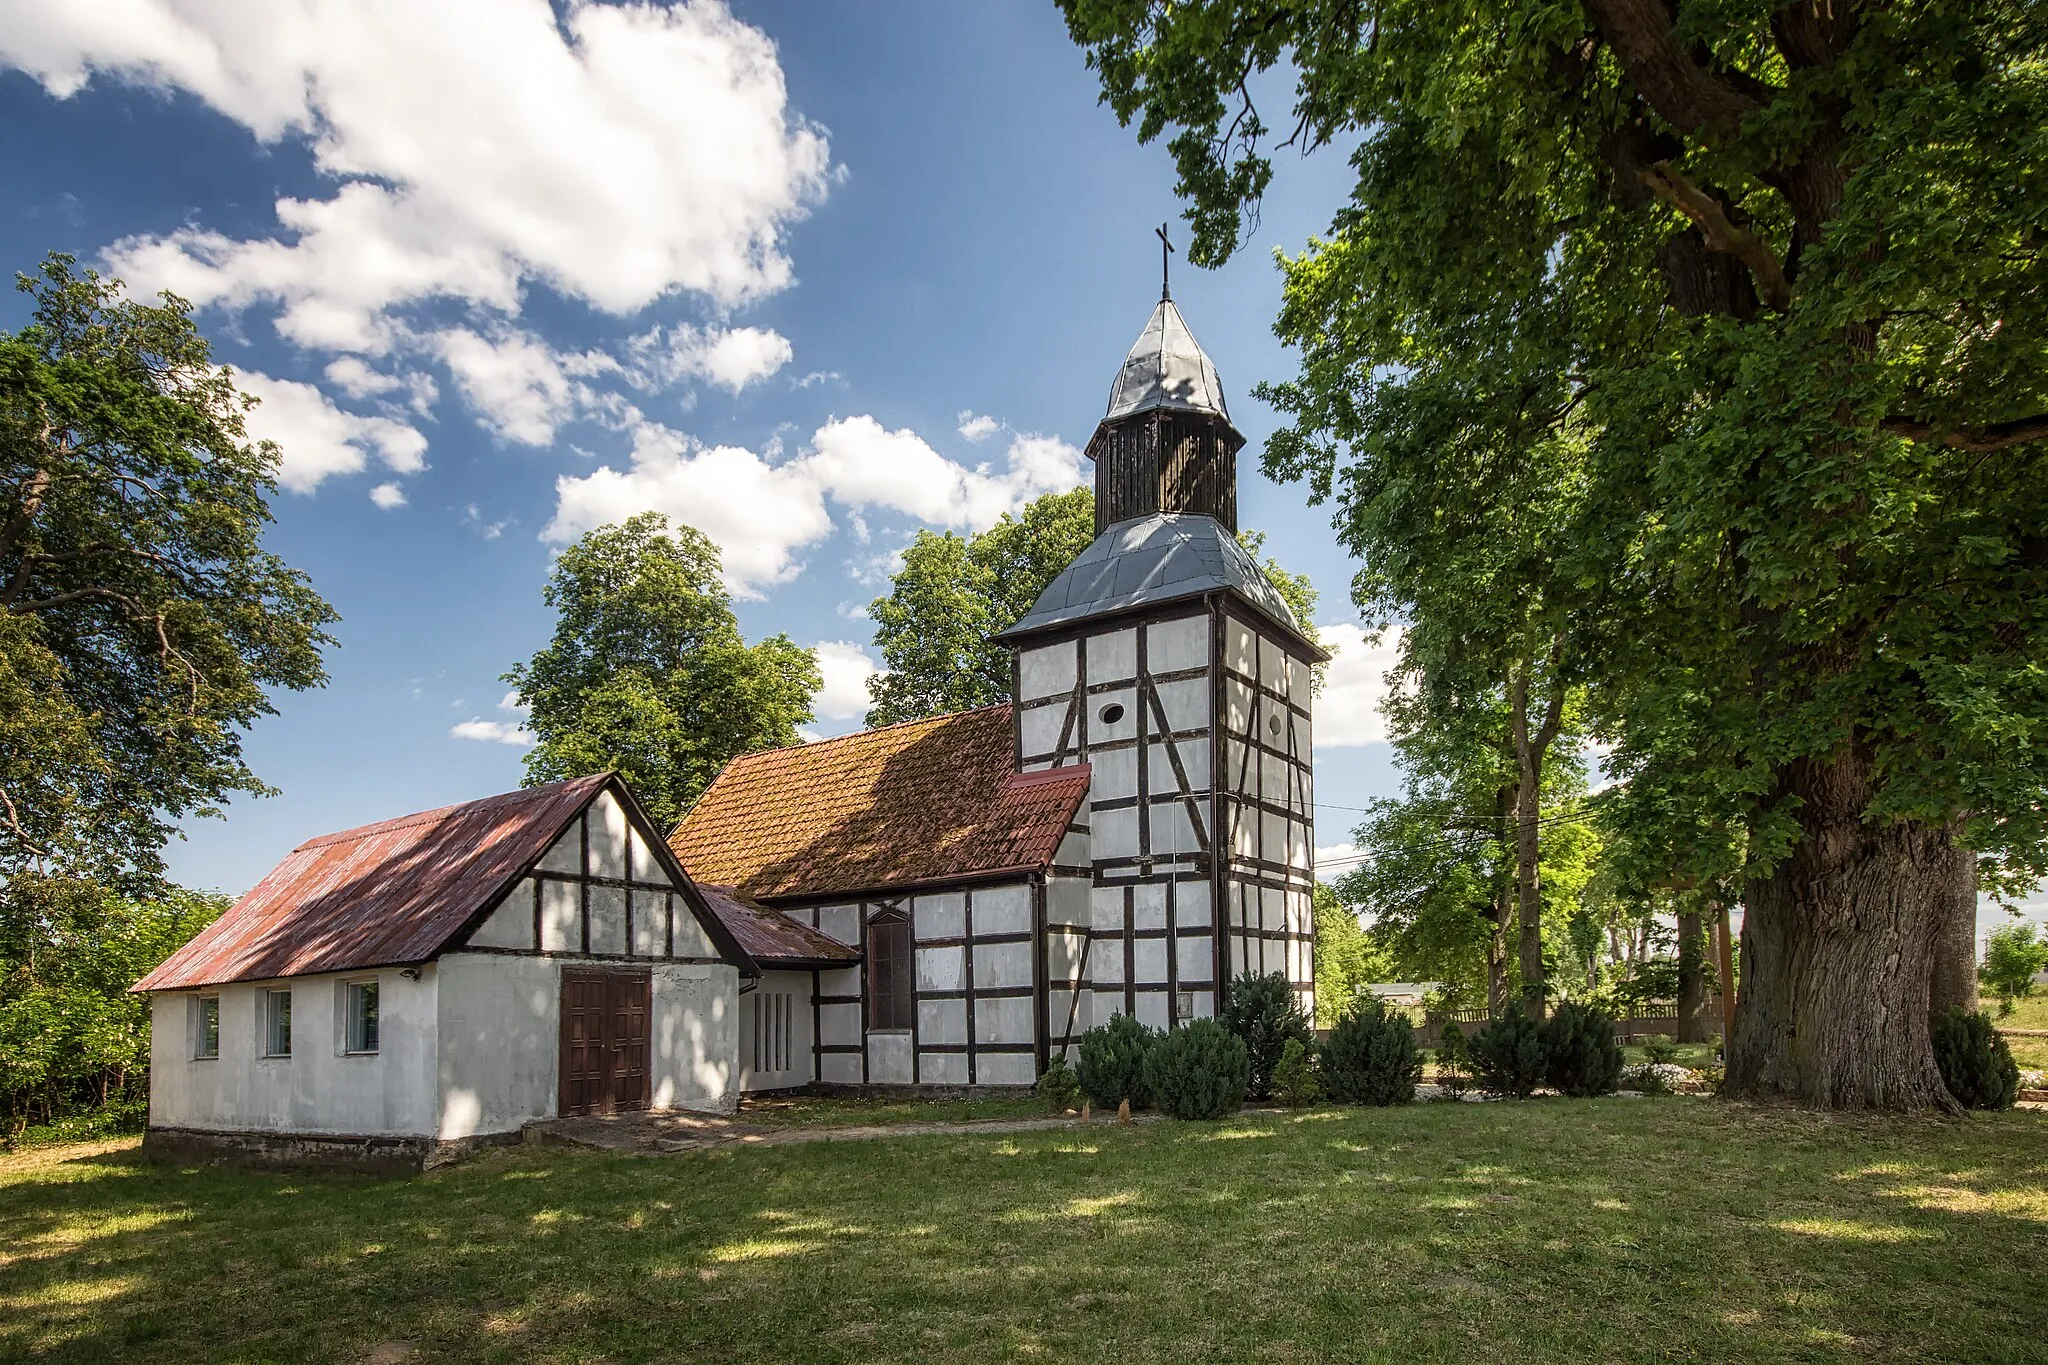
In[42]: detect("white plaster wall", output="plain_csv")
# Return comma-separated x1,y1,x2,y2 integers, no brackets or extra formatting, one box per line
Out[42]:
470,878,536,950
649,962,740,1114
979,1053,1036,1085
1018,640,1076,702
976,995,1034,1045
974,884,1031,936
914,891,965,940
1020,702,1065,757
739,970,815,1092
148,969,439,1137
974,940,1033,991
919,998,968,1044
868,1031,913,1084
1177,934,1213,983
1146,615,1207,672
816,904,861,946
1047,873,1090,928
1086,627,1137,684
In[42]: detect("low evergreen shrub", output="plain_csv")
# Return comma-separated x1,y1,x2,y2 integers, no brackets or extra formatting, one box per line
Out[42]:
1930,1007,2020,1111
1221,971,1315,1100
1544,1001,1624,1097
1143,1018,1249,1119
1435,1020,1470,1094
1470,1003,1548,1097
1643,1037,1680,1065
1272,1037,1323,1108
1037,1054,1081,1115
1076,1013,1161,1110
1322,996,1422,1106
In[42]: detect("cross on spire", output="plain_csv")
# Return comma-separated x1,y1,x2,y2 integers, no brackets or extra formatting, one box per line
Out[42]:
1156,222,1175,301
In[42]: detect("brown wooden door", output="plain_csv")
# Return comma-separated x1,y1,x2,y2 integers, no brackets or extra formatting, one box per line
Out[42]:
559,969,652,1116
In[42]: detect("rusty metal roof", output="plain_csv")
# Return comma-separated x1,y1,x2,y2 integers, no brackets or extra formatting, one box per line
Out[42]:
696,884,861,967
135,774,616,992
669,705,1092,902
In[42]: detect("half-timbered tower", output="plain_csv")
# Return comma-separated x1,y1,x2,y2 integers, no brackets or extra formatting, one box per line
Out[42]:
1000,292,1324,1057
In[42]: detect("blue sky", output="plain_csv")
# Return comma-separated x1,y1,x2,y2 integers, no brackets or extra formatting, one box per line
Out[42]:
0,1,1403,897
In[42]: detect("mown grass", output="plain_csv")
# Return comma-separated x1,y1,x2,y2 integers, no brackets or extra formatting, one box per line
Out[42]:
737,1094,1048,1128
1998,993,2048,1071
2,1099,2044,1364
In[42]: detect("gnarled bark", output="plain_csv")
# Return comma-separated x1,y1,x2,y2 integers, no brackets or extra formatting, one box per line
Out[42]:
1675,909,1709,1042
1724,750,1959,1110
1928,844,1980,1017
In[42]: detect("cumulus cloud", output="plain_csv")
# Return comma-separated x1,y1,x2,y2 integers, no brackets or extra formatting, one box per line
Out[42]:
451,690,532,745
1314,623,1405,748
957,411,999,441
368,481,406,509
812,641,880,722
629,323,792,393
324,355,437,414
433,327,624,446
547,418,1085,595
8,0,832,352
235,370,427,493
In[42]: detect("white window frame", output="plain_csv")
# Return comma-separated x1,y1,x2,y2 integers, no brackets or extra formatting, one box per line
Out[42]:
193,995,220,1060
342,979,380,1056
261,987,293,1058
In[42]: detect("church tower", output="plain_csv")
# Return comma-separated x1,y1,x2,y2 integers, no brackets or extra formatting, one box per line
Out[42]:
1001,267,1322,1056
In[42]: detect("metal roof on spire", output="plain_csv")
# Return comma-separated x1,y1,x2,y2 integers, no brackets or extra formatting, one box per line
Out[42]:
1101,295,1231,424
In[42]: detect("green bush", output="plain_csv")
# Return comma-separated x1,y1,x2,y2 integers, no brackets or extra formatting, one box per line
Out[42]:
1643,1037,1679,1065
1037,1054,1081,1115
1435,1020,1470,1093
1543,1001,1624,1097
1076,1013,1160,1110
1322,996,1421,1106
1930,1007,2020,1111
1980,923,2048,1016
1272,1037,1323,1108
1143,1018,1249,1119
1470,1004,1548,1098
1221,971,1315,1100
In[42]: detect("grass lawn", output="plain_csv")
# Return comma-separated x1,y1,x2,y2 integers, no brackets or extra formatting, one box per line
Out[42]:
736,1094,1048,1129
1997,993,2048,1071
3,1099,2044,1364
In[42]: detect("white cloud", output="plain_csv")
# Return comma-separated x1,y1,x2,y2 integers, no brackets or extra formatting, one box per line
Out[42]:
451,717,533,746
433,327,623,446
957,411,999,441
11,0,832,352
812,641,879,721
324,355,437,414
235,370,427,493
497,690,528,716
368,481,406,509
1315,623,1405,748
547,417,1086,595
630,324,792,393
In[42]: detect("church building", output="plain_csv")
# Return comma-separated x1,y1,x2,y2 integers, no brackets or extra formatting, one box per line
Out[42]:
130,283,1321,1166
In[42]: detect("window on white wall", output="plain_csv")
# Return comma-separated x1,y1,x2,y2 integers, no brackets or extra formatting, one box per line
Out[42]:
344,981,380,1055
262,988,292,1058
194,996,219,1059
751,991,794,1074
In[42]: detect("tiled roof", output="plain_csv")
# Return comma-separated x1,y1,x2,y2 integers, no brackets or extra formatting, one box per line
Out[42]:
138,775,629,992
697,884,861,966
668,705,1091,901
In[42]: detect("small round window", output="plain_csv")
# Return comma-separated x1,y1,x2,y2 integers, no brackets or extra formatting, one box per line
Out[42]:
1098,702,1126,725
1268,714,1283,736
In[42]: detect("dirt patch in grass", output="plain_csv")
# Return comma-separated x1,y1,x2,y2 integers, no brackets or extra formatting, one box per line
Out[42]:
1,1101,2043,1363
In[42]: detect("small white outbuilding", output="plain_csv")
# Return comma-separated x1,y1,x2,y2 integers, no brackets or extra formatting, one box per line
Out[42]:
133,773,755,1170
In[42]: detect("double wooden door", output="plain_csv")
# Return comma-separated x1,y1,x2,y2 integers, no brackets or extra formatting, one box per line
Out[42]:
559,969,651,1117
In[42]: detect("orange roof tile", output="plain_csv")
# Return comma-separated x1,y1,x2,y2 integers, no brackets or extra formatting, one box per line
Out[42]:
669,705,1091,901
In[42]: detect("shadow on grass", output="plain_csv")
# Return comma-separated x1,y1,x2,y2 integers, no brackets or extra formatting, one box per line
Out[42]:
0,1102,2044,1363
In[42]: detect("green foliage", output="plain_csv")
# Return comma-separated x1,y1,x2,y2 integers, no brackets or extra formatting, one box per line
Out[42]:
1542,1001,1624,1098
1221,970,1314,1100
1929,1008,2020,1111
0,879,224,1141
1271,1037,1322,1108
864,488,1094,726
1435,1020,1470,1093
1142,1017,1248,1120
1075,1012,1160,1110
1470,1004,1548,1099
1644,1038,1680,1066
1036,1055,1082,1116
1321,996,1421,1106
0,255,336,891
1979,923,2048,1016
506,512,819,829
1311,883,1385,1027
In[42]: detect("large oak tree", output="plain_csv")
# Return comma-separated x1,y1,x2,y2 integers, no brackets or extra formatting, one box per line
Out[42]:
1061,0,2048,1107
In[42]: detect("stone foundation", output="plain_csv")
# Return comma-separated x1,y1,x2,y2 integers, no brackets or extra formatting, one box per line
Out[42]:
141,1125,521,1174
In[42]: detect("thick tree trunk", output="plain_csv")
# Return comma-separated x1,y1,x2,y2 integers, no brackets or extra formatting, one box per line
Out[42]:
1675,909,1708,1042
1928,843,1980,1016
1724,751,1960,1111
1509,663,1566,1018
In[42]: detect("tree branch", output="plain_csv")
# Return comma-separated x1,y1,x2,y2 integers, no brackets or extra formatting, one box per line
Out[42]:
1581,0,1761,140
1638,162,1792,310
1880,414,2048,453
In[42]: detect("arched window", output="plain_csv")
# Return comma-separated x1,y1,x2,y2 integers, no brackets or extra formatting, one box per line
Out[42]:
867,909,913,1032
